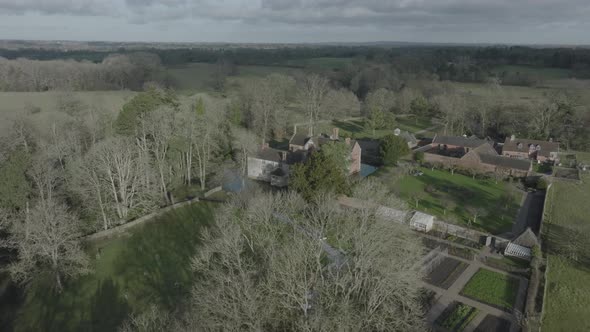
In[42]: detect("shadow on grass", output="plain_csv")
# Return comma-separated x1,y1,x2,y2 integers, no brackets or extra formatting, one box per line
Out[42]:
544,223,590,273
112,203,213,310
15,203,214,332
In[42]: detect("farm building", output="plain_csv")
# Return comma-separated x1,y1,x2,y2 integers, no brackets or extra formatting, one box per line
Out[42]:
410,211,434,232
248,127,362,187
416,134,532,177
502,135,560,163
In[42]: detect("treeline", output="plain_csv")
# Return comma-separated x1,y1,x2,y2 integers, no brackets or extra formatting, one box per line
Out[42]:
0,52,166,91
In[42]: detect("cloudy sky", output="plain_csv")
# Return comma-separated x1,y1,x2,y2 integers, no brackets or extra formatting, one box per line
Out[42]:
1,0,589,44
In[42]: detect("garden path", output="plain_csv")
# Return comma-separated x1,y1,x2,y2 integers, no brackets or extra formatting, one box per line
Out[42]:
424,247,528,332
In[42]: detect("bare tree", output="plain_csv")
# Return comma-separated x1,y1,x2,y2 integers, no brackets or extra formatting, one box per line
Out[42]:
298,74,329,136
186,191,425,331
323,88,361,119
1,199,89,291
87,136,154,220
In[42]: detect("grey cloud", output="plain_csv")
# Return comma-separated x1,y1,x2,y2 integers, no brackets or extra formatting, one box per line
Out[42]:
0,0,116,16
120,0,590,31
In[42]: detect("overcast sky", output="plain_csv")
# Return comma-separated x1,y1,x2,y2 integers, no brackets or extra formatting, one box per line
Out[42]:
1,0,589,44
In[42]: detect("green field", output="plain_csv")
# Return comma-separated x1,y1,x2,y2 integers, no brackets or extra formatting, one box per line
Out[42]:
14,202,215,331
542,153,590,331
461,269,520,311
492,65,573,80
377,167,521,234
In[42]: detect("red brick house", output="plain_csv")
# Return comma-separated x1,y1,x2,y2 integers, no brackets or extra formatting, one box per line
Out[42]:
418,134,532,177
501,135,560,163
248,128,362,187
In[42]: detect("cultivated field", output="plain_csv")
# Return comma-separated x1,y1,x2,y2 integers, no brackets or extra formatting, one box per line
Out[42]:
14,203,214,331
425,257,468,290
378,167,522,234
435,301,479,332
460,268,520,311
542,152,590,331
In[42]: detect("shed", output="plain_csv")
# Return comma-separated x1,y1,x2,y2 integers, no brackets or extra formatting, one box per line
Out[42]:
504,243,532,260
410,212,434,232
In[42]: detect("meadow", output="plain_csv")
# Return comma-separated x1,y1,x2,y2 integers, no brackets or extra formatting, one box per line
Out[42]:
12,202,215,331
542,152,590,331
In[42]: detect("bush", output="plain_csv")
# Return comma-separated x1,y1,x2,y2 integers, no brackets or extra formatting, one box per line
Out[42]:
414,151,425,163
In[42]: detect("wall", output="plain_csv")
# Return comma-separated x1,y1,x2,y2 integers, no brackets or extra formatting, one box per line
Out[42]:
85,197,201,242
349,142,362,174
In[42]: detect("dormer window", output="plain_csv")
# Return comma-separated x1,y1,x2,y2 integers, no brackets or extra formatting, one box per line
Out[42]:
536,144,541,151
517,143,523,150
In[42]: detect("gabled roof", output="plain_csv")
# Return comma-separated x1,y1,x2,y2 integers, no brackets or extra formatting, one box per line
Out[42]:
512,228,538,248
254,147,284,163
503,137,559,157
289,132,311,146
433,135,489,149
478,153,532,171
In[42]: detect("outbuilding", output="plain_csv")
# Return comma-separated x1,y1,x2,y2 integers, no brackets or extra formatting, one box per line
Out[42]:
410,211,434,232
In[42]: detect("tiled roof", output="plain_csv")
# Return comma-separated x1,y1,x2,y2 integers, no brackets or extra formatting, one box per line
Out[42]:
289,132,310,146
254,147,284,163
503,137,559,157
433,135,489,148
478,153,532,171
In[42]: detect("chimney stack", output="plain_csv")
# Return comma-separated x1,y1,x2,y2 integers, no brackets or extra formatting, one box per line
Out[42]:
510,134,516,142
345,137,351,146
332,127,339,140
262,142,269,150
281,151,287,161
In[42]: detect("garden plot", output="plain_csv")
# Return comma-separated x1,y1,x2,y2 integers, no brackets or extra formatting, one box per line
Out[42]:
474,315,512,332
425,256,469,290
435,301,479,332
460,268,520,311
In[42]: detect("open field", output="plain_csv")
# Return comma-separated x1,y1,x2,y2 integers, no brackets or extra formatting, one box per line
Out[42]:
491,65,573,80
14,203,214,331
542,153,590,331
0,90,137,134
460,268,519,311
425,257,468,290
435,301,479,332
377,167,521,234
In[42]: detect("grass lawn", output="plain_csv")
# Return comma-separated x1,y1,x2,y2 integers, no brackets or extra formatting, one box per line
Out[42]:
542,155,590,331
14,202,215,332
436,302,479,332
317,116,435,141
461,269,520,311
378,167,521,234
